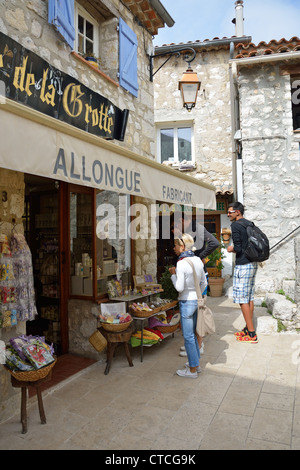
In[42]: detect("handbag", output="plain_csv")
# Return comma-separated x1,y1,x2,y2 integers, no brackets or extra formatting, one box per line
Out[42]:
184,258,215,337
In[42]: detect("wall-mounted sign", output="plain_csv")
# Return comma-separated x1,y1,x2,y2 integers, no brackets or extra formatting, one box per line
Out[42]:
204,198,228,214
0,31,128,141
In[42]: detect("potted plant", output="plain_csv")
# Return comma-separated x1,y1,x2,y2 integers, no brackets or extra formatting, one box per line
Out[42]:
205,236,226,297
159,266,178,300
84,53,99,69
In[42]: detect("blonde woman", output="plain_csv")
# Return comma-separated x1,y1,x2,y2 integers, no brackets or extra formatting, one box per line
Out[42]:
169,234,207,379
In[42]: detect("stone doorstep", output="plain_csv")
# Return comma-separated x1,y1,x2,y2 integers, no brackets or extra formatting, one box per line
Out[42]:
265,293,299,330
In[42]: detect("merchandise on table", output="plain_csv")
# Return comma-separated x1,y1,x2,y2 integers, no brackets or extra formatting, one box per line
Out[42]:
130,328,162,347
106,279,124,298
98,311,132,324
5,335,55,371
148,311,180,329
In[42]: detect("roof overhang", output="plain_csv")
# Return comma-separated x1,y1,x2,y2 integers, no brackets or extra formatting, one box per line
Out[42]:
121,0,174,35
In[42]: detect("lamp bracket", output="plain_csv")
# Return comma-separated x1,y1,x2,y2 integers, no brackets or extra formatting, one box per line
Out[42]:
149,47,196,82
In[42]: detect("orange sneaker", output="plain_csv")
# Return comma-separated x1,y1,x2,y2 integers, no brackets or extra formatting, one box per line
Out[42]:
236,333,258,343
234,327,248,337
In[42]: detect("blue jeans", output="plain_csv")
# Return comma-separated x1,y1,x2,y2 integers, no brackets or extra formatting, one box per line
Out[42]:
179,300,200,368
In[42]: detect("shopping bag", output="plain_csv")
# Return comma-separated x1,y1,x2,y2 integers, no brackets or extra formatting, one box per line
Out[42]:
184,258,215,337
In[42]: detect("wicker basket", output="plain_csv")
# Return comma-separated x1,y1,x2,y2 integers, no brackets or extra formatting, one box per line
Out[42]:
100,319,133,332
89,330,107,352
160,301,178,310
4,359,57,383
155,323,180,334
129,306,161,318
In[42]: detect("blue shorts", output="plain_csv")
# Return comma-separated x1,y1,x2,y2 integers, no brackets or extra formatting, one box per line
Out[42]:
233,263,258,304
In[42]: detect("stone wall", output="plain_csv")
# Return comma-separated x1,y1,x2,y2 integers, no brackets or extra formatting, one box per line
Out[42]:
0,0,155,160
68,299,101,360
238,64,300,294
154,49,233,189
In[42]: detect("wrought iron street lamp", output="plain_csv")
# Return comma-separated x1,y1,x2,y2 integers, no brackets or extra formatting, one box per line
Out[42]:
149,47,201,111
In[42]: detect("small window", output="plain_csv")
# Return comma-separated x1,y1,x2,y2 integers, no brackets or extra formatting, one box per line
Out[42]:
291,77,300,131
75,3,99,57
157,124,194,164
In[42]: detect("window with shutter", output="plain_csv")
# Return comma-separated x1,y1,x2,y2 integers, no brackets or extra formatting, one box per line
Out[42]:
119,18,138,98
48,0,75,49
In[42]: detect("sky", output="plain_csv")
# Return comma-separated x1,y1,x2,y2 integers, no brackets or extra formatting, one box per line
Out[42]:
154,0,300,47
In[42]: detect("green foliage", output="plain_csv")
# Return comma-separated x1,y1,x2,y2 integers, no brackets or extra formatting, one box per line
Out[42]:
206,236,226,271
159,266,178,300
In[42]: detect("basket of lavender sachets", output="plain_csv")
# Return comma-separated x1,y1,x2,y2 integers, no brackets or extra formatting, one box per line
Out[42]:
4,335,56,382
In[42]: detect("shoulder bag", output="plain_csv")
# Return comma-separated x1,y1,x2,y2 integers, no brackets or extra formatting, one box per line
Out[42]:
184,258,215,337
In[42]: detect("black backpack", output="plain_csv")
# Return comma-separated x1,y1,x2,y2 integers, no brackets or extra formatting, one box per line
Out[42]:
238,220,270,262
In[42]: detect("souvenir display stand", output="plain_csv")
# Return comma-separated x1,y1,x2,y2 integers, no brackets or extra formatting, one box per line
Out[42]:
97,287,180,364
97,302,134,374
130,301,178,362
7,359,56,434
99,325,134,375
1,232,57,433
0,232,37,328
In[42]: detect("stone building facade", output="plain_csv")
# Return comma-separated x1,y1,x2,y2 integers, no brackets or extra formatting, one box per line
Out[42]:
231,40,300,296
154,38,251,190
153,31,300,302
153,36,251,281
0,0,176,422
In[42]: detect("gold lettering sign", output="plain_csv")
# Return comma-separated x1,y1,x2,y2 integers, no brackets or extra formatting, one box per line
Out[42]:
63,83,84,118
0,31,128,141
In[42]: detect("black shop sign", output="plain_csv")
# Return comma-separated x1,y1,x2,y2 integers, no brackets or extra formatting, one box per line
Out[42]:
0,31,129,141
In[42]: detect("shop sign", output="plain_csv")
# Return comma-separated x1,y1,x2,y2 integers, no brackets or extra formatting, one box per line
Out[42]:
0,107,217,209
204,198,228,214
0,31,128,141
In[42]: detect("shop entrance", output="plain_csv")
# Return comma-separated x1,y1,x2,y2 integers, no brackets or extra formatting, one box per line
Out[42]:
24,175,68,356
156,212,221,282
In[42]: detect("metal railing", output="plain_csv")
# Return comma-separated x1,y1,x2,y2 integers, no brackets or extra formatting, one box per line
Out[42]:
270,225,300,252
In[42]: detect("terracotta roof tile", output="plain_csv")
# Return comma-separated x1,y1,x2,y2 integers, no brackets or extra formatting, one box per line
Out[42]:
122,0,165,35
234,37,300,59
155,36,251,51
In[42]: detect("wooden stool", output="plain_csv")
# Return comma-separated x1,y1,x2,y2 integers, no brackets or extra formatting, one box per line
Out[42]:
99,325,134,375
10,372,52,434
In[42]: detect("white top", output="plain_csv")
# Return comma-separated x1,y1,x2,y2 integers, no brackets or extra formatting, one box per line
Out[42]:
171,256,207,300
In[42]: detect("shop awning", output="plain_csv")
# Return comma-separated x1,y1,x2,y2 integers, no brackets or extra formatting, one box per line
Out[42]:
0,100,216,209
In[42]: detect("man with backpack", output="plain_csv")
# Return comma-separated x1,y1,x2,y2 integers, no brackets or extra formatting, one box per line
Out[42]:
227,202,259,343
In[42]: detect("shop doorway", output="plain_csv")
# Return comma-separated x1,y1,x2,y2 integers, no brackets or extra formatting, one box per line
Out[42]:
24,175,68,356
156,212,221,282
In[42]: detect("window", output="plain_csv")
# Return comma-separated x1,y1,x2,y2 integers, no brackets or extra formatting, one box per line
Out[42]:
75,3,99,57
69,186,131,299
157,124,194,164
291,77,300,131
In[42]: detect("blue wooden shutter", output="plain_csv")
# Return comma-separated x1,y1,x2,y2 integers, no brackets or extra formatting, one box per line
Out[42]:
48,0,75,49
119,18,138,98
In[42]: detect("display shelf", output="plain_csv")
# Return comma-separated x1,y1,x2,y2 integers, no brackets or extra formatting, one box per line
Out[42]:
131,301,179,362
28,190,61,353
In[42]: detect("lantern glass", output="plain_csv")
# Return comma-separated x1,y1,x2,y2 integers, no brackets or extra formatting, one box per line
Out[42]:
178,69,201,111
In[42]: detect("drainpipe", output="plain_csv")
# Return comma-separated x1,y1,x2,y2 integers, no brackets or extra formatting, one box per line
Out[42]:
229,42,242,201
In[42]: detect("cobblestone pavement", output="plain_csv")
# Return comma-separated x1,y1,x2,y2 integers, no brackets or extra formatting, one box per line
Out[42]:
1,296,300,450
